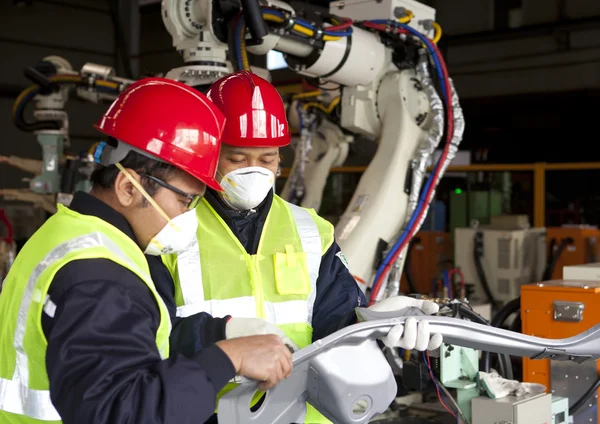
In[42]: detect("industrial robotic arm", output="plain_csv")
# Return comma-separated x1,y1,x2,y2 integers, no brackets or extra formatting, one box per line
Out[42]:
187,0,461,301
2,57,135,208
280,99,352,210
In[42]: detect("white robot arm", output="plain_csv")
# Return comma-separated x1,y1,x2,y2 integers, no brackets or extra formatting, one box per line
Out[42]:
160,0,464,302
280,103,352,211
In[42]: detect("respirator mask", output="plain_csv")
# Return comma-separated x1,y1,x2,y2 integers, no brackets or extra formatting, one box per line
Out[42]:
219,166,275,211
116,163,198,255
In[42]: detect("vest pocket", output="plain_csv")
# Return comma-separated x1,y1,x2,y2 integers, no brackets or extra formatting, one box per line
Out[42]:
273,245,311,295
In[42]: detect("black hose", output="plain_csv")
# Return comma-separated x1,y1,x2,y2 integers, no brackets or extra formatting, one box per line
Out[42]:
473,232,499,307
482,297,521,377
403,238,419,294
228,17,242,72
240,0,268,43
107,0,134,79
459,305,513,380
542,237,574,281
570,376,600,416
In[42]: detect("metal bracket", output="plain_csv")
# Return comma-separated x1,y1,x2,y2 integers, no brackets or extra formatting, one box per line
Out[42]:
553,300,584,322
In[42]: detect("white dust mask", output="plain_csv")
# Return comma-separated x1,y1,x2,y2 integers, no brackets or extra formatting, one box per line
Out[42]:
219,166,275,211
143,208,198,255
115,163,199,256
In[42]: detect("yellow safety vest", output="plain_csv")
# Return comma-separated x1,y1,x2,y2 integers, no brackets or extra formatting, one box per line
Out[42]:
163,194,334,423
0,204,171,423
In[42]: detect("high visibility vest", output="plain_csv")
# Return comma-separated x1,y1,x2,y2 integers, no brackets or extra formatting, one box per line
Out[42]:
0,204,171,423
163,194,334,423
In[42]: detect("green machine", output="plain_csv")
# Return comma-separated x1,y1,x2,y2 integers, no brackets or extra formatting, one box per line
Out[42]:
450,190,503,234
439,343,480,422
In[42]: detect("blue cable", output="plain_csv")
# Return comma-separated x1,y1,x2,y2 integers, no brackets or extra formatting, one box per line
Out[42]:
262,8,352,37
422,351,460,420
234,17,245,70
370,157,442,297
368,20,451,300
367,20,446,101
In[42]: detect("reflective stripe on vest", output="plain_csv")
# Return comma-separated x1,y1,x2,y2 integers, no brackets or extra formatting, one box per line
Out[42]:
174,201,322,324
165,196,334,424
0,208,171,422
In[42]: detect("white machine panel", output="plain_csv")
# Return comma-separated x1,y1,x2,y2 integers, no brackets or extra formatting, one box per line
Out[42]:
471,393,552,424
454,227,547,303
329,0,436,38
563,262,600,281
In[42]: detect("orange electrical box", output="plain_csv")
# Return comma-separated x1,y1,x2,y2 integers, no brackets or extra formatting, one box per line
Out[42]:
400,231,452,295
522,281,600,422
546,227,600,280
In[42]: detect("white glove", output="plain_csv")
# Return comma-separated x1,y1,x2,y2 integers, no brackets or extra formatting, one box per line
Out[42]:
368,296,443,351
225,317,300,352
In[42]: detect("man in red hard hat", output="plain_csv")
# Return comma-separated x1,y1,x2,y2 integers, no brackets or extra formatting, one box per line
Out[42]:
0,77,293,424
159,71,443,423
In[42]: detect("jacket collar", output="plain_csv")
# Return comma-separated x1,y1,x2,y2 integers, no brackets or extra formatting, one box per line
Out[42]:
69,191,137,243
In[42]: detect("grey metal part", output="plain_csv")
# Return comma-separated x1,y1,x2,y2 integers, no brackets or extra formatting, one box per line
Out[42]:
551,360,597,424
218,307,600,424
217,337,396,424
354,308,600,362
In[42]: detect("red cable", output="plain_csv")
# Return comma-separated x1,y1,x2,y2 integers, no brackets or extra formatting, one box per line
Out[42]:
369,38,454,305
448,268,465,289
426,352,459,420
326,17,353,31
0,209,13,244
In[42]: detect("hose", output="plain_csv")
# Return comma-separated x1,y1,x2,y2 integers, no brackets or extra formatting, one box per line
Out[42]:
241,0,269,42
542,237,574,281
12,75,83,132
459,304,513,380
480,298,521,380
473,231,499,308
570,376,600,416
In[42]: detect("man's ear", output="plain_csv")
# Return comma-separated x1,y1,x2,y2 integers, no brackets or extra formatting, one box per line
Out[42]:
114,169,139,207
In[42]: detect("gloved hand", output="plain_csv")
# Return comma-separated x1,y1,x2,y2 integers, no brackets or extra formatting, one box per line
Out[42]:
368,296,443,351
477,370,546,399
226,317,300,352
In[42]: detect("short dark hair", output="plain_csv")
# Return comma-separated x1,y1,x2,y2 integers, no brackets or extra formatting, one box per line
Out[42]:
90,149,182,197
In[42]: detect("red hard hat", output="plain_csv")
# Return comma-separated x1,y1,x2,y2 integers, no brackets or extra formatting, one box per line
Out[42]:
94,77,225,191
206,71,290,147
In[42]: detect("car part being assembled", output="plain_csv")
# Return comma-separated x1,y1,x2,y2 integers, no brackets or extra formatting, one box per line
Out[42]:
218,307,600,424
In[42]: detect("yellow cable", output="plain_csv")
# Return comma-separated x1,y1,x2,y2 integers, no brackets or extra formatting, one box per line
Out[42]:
12,75,82,116
301,97,340,114
326,97,340,113
96,80,120,89
292,90,322,99
263,13,341,42
239,23,250,71
432,22,442,43
88,142,100,156
398,9,414,23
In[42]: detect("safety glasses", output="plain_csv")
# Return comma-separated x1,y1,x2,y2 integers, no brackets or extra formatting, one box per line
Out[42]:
139,173,201,209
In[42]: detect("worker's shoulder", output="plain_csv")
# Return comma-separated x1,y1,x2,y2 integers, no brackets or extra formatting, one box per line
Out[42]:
275,195,333,226
50,257,151,301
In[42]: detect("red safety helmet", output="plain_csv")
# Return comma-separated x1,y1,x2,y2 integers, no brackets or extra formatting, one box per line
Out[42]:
206,71,290,147
94,77,225,191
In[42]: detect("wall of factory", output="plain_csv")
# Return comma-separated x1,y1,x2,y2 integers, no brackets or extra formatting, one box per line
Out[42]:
0,0,119,238
434,0,600,97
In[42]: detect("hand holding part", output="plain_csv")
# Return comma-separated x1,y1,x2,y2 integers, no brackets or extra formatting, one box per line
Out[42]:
226,317,300,352
216,334,293,391
367,296,443,351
